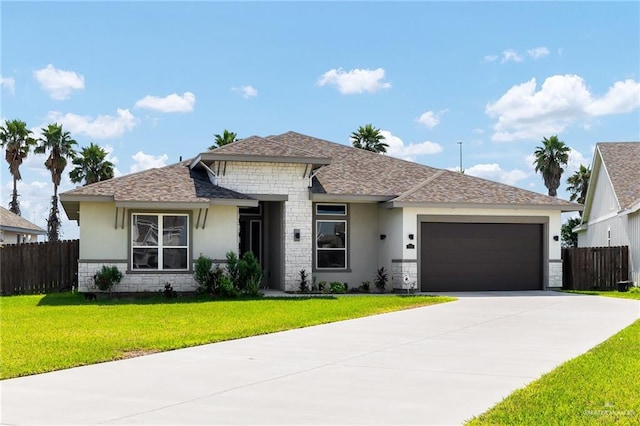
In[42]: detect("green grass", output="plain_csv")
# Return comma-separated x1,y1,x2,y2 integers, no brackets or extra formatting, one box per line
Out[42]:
467,291,640,426
565,286,640,301
0,292,453,380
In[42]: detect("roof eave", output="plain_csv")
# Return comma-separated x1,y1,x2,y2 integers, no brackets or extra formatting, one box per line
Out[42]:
384,201,583,212
200,153,331,166
0,225,46,235
309,192,395,203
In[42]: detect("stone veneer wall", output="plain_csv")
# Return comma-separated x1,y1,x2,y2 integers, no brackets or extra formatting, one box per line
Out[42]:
391,260,418,292
217,161,312,291
548,260,563,288
78,262,199,293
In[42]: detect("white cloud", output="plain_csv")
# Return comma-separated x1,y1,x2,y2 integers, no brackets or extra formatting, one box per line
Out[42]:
501,49,523,63
0,75,15,93
483,55,498,63
465,163,529,185
381,130,442,161
527,47,550,60
473,128,485,134
416,110,447,129
130,151,168,173
33,64,85,100
584,79,640,115
231,85,257,99
134,92,195,113
46,108,137,139
485,74,640,141
317,67,391,94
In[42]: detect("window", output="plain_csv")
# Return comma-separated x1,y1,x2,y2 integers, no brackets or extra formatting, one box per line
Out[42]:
315,203,348,269
316,204,346,216
131,213,189,271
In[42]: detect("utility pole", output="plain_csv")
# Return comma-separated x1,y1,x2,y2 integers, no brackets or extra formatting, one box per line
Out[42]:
457,141,463,173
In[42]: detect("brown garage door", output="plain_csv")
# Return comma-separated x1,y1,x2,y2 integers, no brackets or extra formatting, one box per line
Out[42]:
421,222,543,291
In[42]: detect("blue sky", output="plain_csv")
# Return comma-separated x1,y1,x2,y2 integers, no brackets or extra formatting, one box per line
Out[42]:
2,1,639,240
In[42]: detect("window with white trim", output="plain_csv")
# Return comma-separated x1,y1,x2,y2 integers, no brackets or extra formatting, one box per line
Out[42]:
131,213,189,271
315,204,348,269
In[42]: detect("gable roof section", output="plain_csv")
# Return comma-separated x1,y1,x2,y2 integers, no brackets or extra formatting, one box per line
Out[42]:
391,169,577,209
60,162,256,220
273,132,443,199
597,142,640,210
197,135,331,166
0,207,46,235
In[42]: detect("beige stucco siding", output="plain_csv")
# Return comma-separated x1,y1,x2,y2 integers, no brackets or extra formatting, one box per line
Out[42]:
192,205,238,261
313,203,379,288
79,202,127,260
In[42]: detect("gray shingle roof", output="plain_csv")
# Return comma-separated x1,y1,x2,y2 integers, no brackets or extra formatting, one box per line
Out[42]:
0,207,46,234
62,161,253,203
60,131,580,211
598,142,640,209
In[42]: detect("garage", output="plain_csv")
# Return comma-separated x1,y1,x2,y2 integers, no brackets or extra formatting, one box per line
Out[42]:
420,222,543,291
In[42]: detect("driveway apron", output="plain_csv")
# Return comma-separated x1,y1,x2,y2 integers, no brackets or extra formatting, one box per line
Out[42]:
1,291,638,425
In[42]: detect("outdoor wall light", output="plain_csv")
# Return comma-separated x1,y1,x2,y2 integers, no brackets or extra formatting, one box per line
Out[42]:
408,234,414,240
380,234,386,240
294,229,300,241
553,235,559,241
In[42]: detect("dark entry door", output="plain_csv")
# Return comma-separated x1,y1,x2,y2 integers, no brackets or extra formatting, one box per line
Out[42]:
420,222,543,291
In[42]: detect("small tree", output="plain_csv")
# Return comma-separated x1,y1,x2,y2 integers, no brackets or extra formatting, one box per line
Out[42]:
561,217,581,248
566,164,591,215
209,130,238,149
350,124,388,154
69,143,115,186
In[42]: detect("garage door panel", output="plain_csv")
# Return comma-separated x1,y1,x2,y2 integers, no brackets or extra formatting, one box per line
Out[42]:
421,222,543,291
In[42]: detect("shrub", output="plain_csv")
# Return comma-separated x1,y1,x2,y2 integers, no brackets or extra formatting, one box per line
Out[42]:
218,275,239,298
318,281,327,293
92,265,123,291
329,281,346,294
194,255,214,294
299,269,309,293
163,283,177,298
226,251,240,289
238,251,263,295
374,267,388,293
360,281,370,293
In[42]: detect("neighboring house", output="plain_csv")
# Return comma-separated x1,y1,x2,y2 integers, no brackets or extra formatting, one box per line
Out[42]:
575,142,640,285
0,206,46,245
60,131,579,293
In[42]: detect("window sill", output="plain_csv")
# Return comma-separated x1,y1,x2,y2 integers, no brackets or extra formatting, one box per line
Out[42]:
127,269,193,274
312,268,352,273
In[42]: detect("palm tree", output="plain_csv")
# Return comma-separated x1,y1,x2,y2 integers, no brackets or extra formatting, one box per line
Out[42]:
566,164,591,213
350,124,388,153
210,130,238,149
0,119,37,215
533,135,570,197
35,123,77,241
69,143,115,186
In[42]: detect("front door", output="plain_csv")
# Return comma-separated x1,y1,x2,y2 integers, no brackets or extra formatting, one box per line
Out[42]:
239,205,262,265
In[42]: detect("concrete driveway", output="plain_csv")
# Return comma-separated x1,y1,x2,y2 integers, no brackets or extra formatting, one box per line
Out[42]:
1,291,638,425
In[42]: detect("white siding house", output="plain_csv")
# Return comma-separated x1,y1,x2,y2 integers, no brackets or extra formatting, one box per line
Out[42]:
576,142,640,285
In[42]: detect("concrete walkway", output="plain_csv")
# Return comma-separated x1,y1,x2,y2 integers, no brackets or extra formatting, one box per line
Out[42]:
1,291,638,425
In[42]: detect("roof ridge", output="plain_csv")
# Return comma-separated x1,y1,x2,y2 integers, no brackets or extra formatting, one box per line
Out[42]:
393,170,447,201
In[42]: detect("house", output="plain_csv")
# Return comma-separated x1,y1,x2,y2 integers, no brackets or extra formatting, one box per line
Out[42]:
0,206,46,245
60,131,580,293
575,142,640,285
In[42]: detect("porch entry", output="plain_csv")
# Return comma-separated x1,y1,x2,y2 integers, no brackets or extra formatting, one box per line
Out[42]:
239,201,284,290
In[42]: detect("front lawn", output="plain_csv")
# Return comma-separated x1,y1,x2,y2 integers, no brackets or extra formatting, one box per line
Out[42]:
0,292,453,380
565,287,640,300
467,291,640,426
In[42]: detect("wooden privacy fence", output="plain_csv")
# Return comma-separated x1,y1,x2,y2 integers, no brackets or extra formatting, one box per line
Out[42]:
562,246,629,290
0,240,79,296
